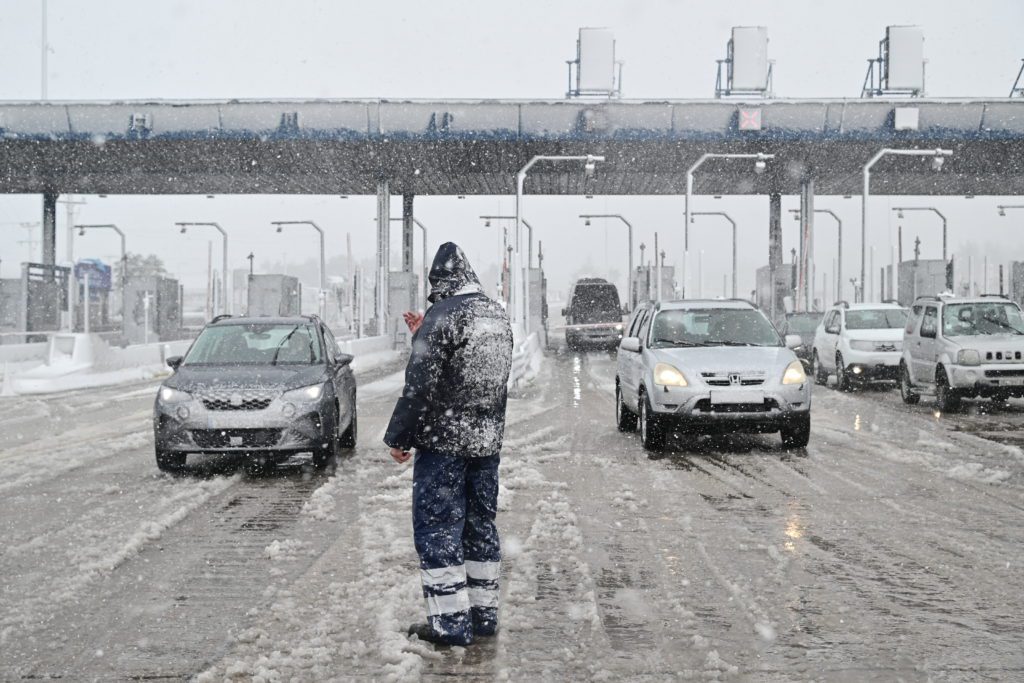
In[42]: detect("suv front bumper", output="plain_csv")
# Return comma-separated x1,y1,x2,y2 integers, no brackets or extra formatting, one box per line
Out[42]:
648,382,810,433
949,363,1024,395
842,349,901,380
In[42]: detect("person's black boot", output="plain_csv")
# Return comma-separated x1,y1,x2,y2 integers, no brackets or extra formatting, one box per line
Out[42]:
472,607,499,637
407,623,473,646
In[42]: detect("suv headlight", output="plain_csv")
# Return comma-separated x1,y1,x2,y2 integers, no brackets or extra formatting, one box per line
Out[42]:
849,340,875,351
159,386,191,403
957,349,981,366
282,384,325,402
782,360,807,385
653,362,688,387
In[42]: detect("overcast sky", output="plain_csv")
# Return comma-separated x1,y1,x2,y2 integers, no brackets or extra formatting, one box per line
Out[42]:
1,0,1023,303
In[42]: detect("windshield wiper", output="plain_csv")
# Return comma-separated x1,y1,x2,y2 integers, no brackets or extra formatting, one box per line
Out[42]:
270,326,302,365
652,338,706,347
703,340,761,347
982,317,1024,335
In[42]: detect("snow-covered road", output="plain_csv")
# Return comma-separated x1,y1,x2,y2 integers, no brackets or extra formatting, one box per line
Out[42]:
2,350,1023,680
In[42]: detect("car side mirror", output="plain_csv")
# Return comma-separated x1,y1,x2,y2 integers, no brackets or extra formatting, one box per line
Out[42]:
166,355,183,371
334,352,354,367
826,325,839,335
619,337,641,353
784,334,803,350
561,307,568,317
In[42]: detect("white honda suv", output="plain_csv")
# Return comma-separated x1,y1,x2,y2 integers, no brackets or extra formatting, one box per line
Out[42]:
900,295,1024,411
811,302,908,391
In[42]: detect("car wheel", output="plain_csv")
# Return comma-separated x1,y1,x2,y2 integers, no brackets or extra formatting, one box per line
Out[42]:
780,414,811,449
935,368,961,413
812,351,828,386
616,383,638,432
900,362,920,405
835,353,851,392
339,391,357,448
155,448,185,472
639,391,666,451
312,406,341,469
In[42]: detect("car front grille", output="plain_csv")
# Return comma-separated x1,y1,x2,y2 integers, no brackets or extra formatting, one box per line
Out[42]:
984,369,1024,378
694,398,778,414
985,350,1023,362
701,372,766,387
191,428,282,448
195,388,278,411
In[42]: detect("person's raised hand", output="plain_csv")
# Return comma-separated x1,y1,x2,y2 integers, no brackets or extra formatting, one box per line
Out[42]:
390,447,412,464
403,311,424,334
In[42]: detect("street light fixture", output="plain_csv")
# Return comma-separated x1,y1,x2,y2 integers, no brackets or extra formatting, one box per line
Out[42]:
515,154,604,337
685,152,775,298
578,214,635,307
890,207,947,262
271,221,327,320
176,222,229,315
861,148,953,302
75,223,127,328
689,211,738,298
790,208,844,300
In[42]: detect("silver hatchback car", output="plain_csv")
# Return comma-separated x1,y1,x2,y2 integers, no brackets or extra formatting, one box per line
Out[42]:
615,300,810,450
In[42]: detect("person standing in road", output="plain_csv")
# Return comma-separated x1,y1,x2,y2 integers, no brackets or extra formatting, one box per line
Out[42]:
385,242,514,646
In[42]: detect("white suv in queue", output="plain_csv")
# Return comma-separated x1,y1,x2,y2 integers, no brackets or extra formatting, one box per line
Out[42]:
615,299,810,451
900,295,1024,411
811,302,908,391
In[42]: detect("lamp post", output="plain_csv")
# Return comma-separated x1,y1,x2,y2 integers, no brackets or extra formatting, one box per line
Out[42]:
790,209,843,301
75,223,127,328
861,148,952,301
479,215,535,268
272,221,326,320
579,214,633,308
685,152,773,298
176,222,229,315
516,154,604,338
689,211,738,298
891,207,947,262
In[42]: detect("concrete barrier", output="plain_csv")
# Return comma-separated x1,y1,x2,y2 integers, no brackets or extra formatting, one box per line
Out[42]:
508,332,542,389
339,335,392,356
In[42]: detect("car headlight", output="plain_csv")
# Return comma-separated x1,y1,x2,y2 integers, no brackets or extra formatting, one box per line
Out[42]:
159,386,191,403
653,362,688,387
282,384,325,402
957,349,981,366
782,360,807,385
849,340,875,351
615,324,623,331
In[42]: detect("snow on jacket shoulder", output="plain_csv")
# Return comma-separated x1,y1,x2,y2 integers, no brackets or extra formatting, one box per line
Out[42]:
384,244,513,458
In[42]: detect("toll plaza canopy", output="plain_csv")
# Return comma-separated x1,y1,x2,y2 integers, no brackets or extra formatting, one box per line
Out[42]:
1,98,1023,197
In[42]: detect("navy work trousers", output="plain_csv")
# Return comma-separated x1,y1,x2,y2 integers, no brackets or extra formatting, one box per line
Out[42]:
413,449,501,645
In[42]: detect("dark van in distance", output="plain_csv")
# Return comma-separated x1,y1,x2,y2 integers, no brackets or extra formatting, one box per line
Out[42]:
563,278,624,350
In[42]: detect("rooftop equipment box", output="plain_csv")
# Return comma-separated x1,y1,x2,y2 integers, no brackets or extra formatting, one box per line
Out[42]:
731,26,769,91
886,25,924,91
577,28,615,93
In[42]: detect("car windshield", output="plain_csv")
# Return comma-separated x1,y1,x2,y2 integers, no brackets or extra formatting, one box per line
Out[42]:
845,309,907,330
183,323,323,365
650,308,781,348
786,314,822,333
943,302,1024,336
571,284,621,324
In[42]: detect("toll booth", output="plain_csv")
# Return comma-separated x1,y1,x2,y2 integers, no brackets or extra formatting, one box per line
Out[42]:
756,263,795,322
0,278,20,341
892,259,951,306
248,274,301,317
123,276,182,344
388,271,418,347
528,268,547,347
631,266,675,307
18,263,71,340
73,259,113,332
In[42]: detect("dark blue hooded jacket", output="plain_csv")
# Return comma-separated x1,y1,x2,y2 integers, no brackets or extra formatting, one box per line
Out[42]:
384,242,514,458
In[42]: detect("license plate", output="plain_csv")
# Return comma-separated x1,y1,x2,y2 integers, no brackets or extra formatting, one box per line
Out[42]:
710,389,765,404
229,436,243,446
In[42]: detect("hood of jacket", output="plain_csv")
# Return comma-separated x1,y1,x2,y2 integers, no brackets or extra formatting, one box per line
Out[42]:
427,241,483,303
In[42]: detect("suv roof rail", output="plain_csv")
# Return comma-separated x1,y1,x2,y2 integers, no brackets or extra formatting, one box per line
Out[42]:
913,295,940,302
881,298,901,304
210,314,233,323
980,293,1010,299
